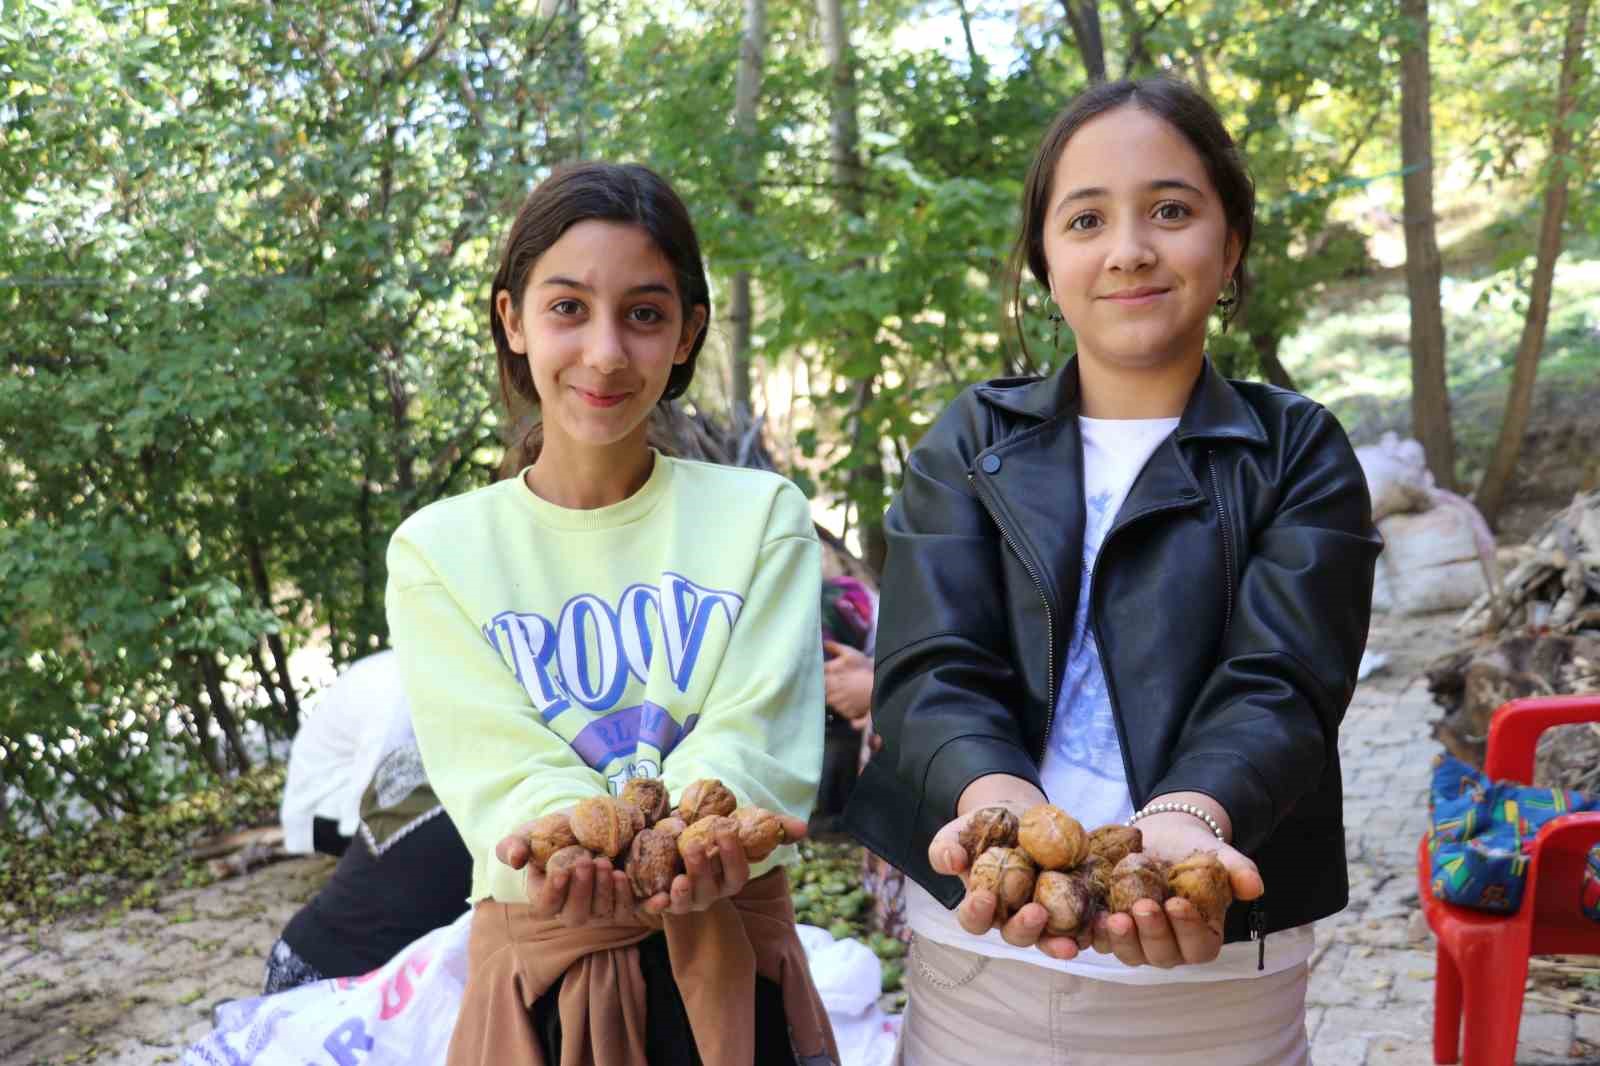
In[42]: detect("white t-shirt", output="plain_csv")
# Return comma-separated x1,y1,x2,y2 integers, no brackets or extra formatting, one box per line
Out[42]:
279,650,409,854
906,415,1314,984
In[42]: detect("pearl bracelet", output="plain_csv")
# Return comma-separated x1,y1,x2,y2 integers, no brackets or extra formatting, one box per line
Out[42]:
1127,801,1226,841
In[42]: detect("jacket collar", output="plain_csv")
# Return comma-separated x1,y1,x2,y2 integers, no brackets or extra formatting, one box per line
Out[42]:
974,357,1269,446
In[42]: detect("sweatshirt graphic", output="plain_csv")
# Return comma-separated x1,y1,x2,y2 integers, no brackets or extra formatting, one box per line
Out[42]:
386,455,824,903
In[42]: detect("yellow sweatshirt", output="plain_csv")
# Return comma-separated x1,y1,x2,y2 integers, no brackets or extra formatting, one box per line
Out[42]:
385,453,824,904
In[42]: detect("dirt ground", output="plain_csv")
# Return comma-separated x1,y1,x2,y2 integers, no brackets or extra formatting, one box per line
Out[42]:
2,612,1595,1066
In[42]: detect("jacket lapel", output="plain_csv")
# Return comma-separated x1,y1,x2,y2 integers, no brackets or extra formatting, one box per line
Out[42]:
970,357,1270,616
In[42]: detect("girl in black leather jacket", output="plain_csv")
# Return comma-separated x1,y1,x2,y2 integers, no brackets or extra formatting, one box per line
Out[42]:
844,77,1380,1065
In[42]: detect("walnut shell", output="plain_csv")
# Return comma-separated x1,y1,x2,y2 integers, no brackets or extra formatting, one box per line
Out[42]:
677,814,739,862
620,778,672,826
1081,854,1114,910
526,813,579,871
653,816,687,848
969,845,1037,924
1018,805,1089,871
1107,852,1172,914
570,796,636,859
958,807,1020,866
732,806,787,862
1087,824,1143,868
1167,851,1233,924
1034,869,1097,937
677,778,738,822
625,828,681,899
543,844,591,876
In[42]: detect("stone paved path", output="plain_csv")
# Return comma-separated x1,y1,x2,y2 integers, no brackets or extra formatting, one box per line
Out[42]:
3,612,1597,1065
1306,613,1600,1066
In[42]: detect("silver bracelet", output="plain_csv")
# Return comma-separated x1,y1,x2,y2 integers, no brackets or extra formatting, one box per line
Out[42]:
1127,801,1226,841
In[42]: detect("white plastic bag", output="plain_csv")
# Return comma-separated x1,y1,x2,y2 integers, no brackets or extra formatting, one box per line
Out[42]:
1374,506,1486,615
796,924,902,1066
183,910,471,1066
186,914,901,1066
1355,432,1435,521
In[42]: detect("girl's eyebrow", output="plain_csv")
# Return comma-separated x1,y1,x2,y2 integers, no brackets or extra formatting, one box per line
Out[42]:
538,276,675,297
1054,178,1206,215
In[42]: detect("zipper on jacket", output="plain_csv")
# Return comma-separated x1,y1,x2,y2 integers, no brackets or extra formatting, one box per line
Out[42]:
968,471,1058,756
1206,450,1236,641
1250,900,1267,971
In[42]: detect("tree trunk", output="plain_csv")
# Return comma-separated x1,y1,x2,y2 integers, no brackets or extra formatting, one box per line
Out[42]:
1061,0,1107,82
540,0,588,162
1251,330,1298,392
199,654,253,772
1476,0,1591,527
176,662,227,777
1399,0,1457,493
242,522,302,733
729,0,767,421
816,0,886,574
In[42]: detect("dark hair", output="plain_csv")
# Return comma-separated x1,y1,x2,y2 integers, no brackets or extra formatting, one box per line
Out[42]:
1006,77,1255,365
489,162,711,437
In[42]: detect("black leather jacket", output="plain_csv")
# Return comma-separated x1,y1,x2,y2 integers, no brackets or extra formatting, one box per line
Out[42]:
844,359,1382,945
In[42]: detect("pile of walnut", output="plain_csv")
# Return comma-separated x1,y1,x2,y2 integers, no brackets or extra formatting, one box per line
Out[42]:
960,804,1234,938
523,778,792,900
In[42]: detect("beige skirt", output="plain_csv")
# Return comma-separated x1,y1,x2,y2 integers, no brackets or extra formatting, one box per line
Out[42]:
896,934,1311,1066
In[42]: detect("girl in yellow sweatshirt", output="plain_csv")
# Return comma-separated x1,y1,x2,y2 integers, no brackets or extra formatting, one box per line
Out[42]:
385,162,836,1066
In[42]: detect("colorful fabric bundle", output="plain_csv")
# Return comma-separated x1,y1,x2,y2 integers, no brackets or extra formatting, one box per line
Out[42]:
821,575,874,652
1427,754,1600,915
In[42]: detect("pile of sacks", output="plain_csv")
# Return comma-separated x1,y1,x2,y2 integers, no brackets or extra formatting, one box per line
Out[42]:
1357,433,1495,616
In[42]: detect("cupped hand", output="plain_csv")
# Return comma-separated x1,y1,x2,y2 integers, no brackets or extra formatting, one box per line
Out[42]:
664,812,810,916
928,809,1089,961
1090,812,1263,968
495,816,641,927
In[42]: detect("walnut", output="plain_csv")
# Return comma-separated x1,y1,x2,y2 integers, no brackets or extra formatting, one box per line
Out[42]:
958,807,1020,867
625,828,681,899
1081,854,1114,911
570,796,636,859
677,814,739,863
1034,869,1098,937
620,778,671,826
1107,852,1172,914
1167,851,1234,924
1087,824,1143,868
543,844,591,876
677,779,738,822
526,813,579,871
653,816,687,848
732,806,788,862
969,846,1037,924
1018,805,1089,871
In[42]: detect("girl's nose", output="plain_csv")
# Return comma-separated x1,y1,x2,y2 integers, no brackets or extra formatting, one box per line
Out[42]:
1105,222,1157,273
584,317,629,372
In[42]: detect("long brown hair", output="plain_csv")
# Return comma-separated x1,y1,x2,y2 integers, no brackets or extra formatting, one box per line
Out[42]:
489,162,711,466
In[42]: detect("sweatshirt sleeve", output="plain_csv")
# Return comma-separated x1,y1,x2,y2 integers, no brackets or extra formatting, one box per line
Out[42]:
386,532,608,902
659,483,824,860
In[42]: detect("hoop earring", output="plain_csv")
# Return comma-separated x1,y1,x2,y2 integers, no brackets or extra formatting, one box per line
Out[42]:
1216,277,1239,309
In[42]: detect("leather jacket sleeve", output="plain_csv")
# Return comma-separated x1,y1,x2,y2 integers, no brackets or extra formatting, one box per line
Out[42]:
1151,406,1381,853
871,400,1042,830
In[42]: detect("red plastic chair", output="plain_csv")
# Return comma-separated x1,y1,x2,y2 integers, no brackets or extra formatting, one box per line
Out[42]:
1417,694,1600,1065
